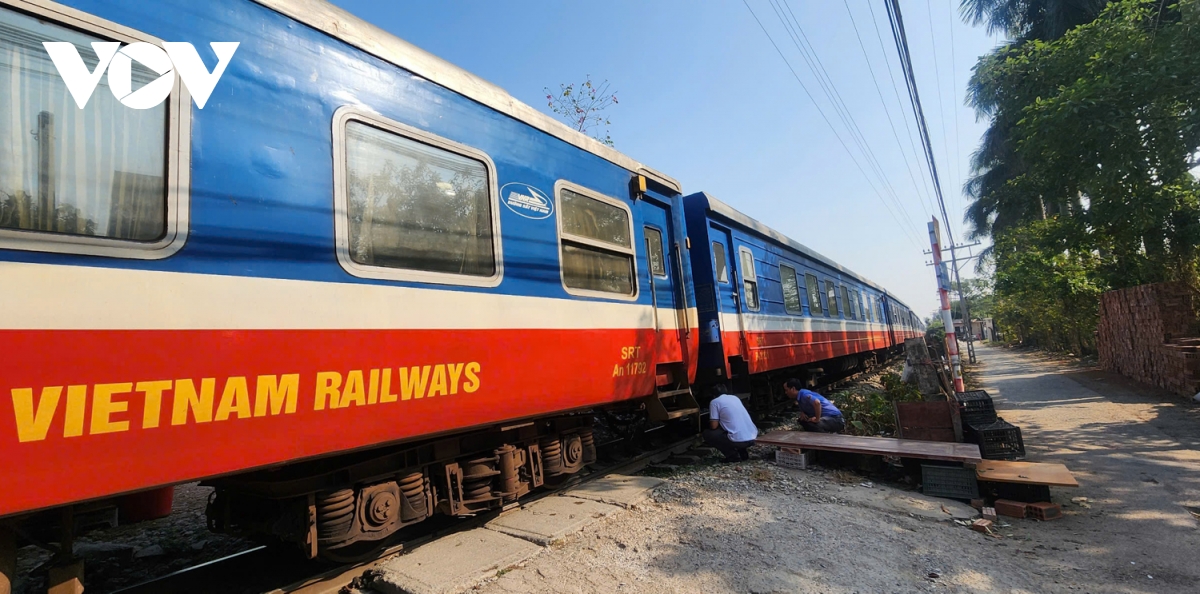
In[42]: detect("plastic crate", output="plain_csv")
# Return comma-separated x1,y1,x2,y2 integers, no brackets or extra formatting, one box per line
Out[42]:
921,464,979,500
774,447,812,469
954,390,998,426
969,419,1025,460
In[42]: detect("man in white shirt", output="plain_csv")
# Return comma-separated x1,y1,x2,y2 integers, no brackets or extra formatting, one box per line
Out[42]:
703,384,759,462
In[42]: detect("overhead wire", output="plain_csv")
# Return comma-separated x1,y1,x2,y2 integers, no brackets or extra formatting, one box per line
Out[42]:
924,0,956,222
777,0,929,232
767,0,926,242
866,0,937,222
739,0,924,250
946,0,965,226
885,0,957,247
841,0,938,222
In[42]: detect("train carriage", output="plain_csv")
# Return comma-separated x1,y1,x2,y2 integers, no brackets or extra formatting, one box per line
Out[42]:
0,0,931,578
0,0,699,559
683,192,922,388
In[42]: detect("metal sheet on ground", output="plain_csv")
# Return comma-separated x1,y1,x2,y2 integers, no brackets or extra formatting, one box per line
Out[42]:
975,460,1079,487
756,431,982,464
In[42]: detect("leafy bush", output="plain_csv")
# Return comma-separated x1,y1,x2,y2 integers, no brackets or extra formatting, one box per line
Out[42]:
827,373,923,437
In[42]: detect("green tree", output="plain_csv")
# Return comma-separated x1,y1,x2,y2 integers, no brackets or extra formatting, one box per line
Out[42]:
962,0,1110,251
964,0,1200,352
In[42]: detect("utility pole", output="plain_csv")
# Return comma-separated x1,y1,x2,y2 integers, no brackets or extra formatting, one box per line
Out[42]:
928,217,964,393
924,240,981,364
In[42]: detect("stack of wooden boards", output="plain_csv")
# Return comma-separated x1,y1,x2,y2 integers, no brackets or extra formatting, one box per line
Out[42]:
763,388,1079,515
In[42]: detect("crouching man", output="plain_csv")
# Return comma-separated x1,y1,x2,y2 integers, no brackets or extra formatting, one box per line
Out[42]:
783,378,846,433
703,384,758,462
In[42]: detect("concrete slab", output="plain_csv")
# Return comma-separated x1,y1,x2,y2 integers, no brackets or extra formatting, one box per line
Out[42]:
834,483,979,521
485,496,619,545
565,474,664,508
370,529,539,594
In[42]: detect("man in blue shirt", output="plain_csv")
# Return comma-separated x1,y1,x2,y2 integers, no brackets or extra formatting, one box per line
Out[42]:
784,378,845,433
704,384,758,462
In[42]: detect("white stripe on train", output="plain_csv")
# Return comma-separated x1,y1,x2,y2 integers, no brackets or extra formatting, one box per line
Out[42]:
0,262,698,331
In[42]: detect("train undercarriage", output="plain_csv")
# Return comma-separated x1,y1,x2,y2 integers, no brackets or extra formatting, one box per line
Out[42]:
203,415,597,561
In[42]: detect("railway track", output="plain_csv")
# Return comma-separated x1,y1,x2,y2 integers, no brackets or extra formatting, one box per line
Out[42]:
107,359,898,594
110,433,702,594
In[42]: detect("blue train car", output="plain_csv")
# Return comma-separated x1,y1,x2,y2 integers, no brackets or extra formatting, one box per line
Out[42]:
683,192,922,385
0,0,699,559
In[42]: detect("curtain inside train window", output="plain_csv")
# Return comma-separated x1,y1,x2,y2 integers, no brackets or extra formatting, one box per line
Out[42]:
558,187,634,296
344,121,495,277
0,7,167,241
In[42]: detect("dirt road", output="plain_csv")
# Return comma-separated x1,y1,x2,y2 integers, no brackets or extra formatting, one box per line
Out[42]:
468,345,1200,594
973,343,1200,592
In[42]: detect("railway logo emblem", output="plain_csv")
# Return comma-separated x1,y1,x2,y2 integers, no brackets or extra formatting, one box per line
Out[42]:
43,42,240,110
499,183,553,220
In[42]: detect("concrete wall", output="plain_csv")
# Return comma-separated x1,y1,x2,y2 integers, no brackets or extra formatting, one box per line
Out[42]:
1097,282,1200,397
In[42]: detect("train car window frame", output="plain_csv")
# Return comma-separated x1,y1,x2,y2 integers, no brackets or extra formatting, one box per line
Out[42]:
712,241,729,284
737,246,760,312
0,0,192,260
778,263,802,315
804,273,822,316
333,107,503,288
825,280,839,317
841,285,854,320
554,179,638,300
644,225,666,278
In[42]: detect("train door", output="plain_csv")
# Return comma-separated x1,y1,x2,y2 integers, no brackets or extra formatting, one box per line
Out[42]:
639,197,699,421
707,225,746,362
639,198,688,365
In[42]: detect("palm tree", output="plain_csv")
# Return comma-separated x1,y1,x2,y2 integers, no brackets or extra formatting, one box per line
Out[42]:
961,0,1110,40
960,0,1109,248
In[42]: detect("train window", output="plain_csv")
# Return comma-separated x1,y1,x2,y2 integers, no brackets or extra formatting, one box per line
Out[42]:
337,115,499,285
779,264,802,314
738,247,759,311
825,281,839,317
841,286,853,319
805,273,823,315
644,227,666,277
556,181,636,297
712,242,729,283
0,4,189,259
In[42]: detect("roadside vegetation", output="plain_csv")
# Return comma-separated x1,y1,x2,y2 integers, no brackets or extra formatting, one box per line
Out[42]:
962,0,1200,354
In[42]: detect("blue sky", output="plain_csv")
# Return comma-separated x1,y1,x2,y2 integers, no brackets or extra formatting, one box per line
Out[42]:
330,0,1003,318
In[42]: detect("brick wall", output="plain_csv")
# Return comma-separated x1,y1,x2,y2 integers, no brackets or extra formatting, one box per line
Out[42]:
1097,282,1200,398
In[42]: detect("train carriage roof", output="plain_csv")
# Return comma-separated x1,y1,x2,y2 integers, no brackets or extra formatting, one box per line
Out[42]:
694,192,889,295
252,0,680,193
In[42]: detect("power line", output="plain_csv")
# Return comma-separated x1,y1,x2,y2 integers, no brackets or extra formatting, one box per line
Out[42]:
924,0,955,218
946,0,965,226
740,0,924,250
867,0,936,221
886,0,977,364
841,0,937,221
767,0,926,242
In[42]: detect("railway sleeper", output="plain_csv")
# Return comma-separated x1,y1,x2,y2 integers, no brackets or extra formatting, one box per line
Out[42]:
203,416,596,560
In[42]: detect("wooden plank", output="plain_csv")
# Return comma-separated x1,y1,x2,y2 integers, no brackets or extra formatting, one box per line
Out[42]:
974,460,1079,487
756,431,981,464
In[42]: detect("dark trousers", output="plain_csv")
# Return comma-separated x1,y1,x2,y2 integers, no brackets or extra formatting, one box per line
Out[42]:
800,416,845,433
703,428,754,461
